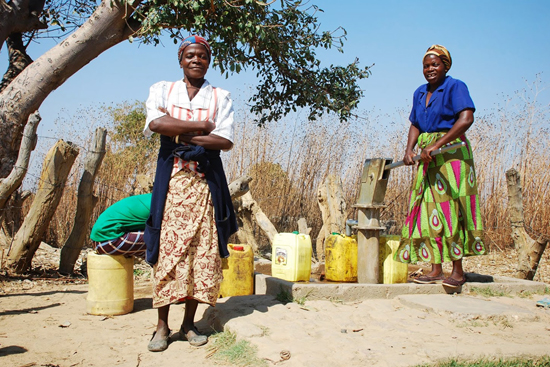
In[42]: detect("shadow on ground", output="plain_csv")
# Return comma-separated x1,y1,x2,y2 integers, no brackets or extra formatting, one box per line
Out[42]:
0,345,27,357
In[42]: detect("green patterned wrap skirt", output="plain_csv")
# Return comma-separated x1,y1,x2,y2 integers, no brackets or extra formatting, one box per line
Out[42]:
394,132,486,264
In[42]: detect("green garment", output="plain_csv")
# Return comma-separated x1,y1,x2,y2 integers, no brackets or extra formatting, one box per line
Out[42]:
394,133,485,264
90,194,152,242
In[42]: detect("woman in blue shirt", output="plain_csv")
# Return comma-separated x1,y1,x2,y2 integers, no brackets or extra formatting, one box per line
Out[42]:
394,45,486,289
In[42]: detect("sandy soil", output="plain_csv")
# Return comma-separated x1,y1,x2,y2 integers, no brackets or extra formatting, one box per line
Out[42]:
1,244,549,367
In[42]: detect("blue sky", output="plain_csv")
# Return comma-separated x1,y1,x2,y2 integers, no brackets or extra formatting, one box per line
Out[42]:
2,0,550,137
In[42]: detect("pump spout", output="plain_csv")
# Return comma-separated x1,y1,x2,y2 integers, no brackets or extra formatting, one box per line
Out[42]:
345,219,358,236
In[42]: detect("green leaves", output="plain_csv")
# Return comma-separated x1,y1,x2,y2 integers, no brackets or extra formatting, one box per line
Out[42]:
39,0,96,37
28,1,373,125
108,101,159,159
133,0,371,124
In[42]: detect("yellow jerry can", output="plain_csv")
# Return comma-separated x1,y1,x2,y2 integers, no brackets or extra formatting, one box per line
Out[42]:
219,244,255,297
325,233,358,282
379,235,408,284
271,232,312,282
86,253,134,316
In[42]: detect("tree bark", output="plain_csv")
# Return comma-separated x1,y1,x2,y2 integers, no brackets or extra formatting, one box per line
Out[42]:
6,140,79,273
0,190,31,248
506,168,549,280
0,111,39,249
242,192,279,244
132,174,154,195
315,174,347,261
234,205,261,254
228,175,252,199
0,0,141,177
297,217,311,235
233,191,278,253
58,128,107,274
229,176,258,252
0,33,34,92
0,0,47,51
0,111,39,215
315,223,327,262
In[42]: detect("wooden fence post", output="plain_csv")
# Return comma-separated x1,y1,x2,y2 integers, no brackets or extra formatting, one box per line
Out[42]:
7,140,79,273
59,128,107,274
315,174,347,261
0,111,40,219
506,168,549,280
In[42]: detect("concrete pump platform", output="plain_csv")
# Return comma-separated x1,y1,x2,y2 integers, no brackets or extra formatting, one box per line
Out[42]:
254,272,548,302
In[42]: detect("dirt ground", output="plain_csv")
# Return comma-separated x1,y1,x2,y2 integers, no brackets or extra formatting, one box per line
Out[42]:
1,244,549,367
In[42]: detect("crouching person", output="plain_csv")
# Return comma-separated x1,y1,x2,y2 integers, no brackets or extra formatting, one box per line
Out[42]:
90,193,152,258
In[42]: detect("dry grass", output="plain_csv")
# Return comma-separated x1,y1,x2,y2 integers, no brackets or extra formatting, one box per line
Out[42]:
15,102,158,249
11,79,549,280
222,81,550,263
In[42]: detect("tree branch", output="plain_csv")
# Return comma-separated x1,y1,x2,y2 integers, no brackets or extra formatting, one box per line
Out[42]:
0,33,33,92
0,0,47,51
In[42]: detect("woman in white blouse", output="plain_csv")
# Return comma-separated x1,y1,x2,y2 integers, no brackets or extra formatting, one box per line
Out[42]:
143,35,237,352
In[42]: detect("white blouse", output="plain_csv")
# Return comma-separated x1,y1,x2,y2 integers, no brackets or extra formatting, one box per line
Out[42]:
144,79,234,146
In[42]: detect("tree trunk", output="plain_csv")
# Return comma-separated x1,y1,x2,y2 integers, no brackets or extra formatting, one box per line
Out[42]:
0,190,31,248
227,175,256,251
58,128,107,274
241,192,278,244
316,223,327,262
234,205,261,254
506,168,549,280
0,111,39,215
132,174,154,196
0,0,47,52
228,175,252,199
233,191,278,253
0,111,39,249
0,33,34,92
315,174,347,261
0,0,141,177
6,140,79,273
297,217,311,235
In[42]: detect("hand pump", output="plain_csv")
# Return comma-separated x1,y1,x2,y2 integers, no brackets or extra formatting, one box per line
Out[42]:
352,142,465,283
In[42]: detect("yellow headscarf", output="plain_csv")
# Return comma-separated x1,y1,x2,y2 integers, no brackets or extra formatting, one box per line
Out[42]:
424,44,452,71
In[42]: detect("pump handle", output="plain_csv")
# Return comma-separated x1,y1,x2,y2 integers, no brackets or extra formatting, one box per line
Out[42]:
384,142,466,171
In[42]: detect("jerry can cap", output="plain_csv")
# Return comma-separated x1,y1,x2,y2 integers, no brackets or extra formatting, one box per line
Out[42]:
233,245,244,251
292,231,299,234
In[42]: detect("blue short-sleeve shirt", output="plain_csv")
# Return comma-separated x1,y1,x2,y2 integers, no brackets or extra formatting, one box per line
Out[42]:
409,76,475,133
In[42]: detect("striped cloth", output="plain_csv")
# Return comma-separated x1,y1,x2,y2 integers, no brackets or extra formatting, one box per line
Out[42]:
94,231,146,258
166,81,218,178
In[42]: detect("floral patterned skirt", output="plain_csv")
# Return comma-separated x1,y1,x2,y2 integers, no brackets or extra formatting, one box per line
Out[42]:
152,169,222,308
394,132,486,264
